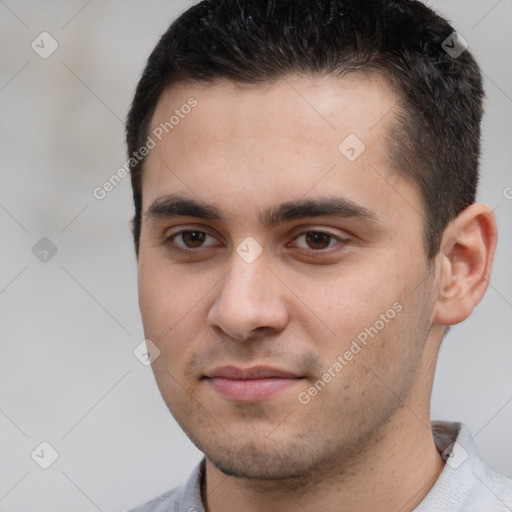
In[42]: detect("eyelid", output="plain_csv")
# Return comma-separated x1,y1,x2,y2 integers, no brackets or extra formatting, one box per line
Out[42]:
288,224,351,240
164,224,220,240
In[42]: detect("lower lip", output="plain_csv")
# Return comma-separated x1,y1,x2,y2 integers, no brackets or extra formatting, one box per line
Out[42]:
207,377,301,401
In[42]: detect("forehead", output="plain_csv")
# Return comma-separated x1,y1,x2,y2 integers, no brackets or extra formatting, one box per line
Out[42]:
149,72,398,147
142,74,418,228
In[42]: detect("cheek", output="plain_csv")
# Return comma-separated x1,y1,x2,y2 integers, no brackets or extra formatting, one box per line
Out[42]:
138,257,199,343
137,255,219,378
290,263,399,334
295,258,425,369
298,301,428,429
334,279,431,397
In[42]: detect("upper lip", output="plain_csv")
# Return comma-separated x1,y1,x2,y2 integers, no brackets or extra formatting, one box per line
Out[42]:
206,366,301,379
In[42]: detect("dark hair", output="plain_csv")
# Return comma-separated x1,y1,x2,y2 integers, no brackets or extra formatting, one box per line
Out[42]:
126,0,484,258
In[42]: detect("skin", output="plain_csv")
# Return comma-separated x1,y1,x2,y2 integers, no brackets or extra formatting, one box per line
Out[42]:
137,74,497,512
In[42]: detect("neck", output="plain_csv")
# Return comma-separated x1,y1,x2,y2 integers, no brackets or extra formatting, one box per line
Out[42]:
203,411,445,512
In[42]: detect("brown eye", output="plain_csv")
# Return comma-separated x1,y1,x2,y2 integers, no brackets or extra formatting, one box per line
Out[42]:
289,229,349,255
180,231,207,248
165,230,220,251
304,232,333,250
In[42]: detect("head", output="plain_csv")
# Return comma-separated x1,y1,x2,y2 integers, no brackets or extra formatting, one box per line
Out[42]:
127,0,496,480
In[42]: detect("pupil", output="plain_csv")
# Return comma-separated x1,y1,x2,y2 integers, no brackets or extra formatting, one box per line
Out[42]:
183,231,205,248
306,232,330,249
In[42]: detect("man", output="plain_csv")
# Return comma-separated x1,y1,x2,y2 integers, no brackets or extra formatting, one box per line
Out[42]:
126,0,512,510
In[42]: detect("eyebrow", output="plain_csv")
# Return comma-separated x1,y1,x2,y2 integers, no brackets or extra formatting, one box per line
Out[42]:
145,194,380,226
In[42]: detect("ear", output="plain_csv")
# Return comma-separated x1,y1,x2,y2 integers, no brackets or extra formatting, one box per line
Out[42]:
433,203,498,326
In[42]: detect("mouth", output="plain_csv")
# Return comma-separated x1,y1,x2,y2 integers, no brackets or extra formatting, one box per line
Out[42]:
203,366,304,402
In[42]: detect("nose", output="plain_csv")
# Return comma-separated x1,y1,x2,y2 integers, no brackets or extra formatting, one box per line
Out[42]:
207,251,290,342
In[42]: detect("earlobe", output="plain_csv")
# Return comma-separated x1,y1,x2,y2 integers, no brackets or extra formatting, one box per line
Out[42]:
433,204,497,326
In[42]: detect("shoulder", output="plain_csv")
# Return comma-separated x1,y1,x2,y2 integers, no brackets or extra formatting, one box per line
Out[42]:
126,458,206,512
454,423,512,509
127,485,184,512
421,421,512,511
468,462,512,511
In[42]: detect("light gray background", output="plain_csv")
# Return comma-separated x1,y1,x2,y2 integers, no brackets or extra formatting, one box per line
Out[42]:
0,1,511,511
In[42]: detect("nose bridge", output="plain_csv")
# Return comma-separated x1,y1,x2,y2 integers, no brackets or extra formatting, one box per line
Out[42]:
208,250,288,340
221,252,268,312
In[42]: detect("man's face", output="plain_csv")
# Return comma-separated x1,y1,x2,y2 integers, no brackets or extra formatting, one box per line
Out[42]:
137,75,438,479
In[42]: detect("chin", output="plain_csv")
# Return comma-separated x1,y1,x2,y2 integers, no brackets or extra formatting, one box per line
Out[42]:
196,435,327,480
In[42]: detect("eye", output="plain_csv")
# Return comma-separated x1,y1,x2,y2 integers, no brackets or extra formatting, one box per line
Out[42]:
291,230,348,251
166,230,219,250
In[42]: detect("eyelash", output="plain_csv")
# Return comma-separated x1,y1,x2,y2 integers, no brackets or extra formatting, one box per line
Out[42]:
163,228,350,256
